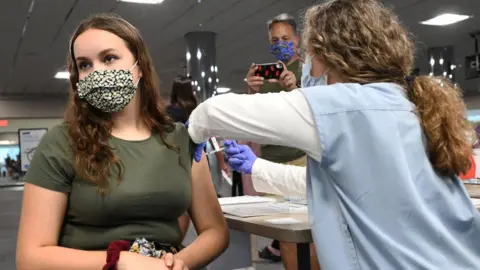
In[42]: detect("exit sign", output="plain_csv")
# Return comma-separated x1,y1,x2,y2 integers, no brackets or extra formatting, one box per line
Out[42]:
0,120,8,127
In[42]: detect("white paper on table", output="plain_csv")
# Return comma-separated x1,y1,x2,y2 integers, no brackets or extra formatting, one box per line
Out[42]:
265,218,302,225
269,202,308,213
471,198,480,206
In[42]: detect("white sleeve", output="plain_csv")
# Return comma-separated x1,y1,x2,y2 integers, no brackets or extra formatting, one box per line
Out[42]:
250,158,306,197
187,90,322,162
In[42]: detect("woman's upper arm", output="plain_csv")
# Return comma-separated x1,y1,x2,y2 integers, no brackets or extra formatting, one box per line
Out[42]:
17,125,74,257
23,125,74,192
17,184,68,253
188,152,227,234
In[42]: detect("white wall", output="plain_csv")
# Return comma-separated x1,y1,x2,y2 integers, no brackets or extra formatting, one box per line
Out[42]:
0,133,19,144
0,94,169,118
465,95,480,109
0,96,67,118
0,118,63,134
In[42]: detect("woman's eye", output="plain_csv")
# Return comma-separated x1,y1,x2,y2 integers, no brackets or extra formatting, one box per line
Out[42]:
104,55,118,63
78,62,91,70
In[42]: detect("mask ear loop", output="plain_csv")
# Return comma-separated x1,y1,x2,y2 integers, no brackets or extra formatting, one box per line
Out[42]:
130,61,141,87
323,69,330,85
297,47,306,63
308,53,329,79
130,61,138,71
323,68,330,77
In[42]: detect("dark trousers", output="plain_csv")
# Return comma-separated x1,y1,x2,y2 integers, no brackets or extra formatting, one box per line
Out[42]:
270,239,280,250
231,171,244,197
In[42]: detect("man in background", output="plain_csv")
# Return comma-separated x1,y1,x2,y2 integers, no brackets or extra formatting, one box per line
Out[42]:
245,13,320,270
246,13,301,94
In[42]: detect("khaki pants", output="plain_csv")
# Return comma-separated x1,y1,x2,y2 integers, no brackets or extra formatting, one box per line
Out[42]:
283,155,307,167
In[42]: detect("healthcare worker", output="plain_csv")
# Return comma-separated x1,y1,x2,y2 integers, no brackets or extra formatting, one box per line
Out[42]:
216,42,326,198
187,0,480,269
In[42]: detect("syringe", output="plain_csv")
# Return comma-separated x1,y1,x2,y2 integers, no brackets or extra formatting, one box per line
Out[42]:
206,147,225,155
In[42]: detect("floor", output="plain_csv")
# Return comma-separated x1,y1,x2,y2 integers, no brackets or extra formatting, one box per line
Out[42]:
0,177,24,188
0,187,283,270
0,187,23,270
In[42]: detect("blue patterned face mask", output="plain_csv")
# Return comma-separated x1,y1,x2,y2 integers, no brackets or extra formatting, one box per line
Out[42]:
270,41,295,63
301,55,328,88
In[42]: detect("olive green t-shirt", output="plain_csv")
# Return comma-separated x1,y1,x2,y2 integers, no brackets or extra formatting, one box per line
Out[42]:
24,123,193,250
258,59,306,163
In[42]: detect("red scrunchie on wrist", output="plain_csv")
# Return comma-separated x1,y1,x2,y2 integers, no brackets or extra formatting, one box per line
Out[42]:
103,240,131,270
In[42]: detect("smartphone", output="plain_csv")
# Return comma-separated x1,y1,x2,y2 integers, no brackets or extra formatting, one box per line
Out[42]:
254,63,284,80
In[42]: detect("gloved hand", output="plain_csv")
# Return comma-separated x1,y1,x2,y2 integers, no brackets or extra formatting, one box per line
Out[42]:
224,140,257,174
185,121,206,162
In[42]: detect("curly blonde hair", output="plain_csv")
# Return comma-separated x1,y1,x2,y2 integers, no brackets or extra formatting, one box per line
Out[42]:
303,0,472,176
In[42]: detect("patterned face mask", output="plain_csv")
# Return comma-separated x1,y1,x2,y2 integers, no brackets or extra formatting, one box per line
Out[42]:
270,41,295,63
76,62,139,113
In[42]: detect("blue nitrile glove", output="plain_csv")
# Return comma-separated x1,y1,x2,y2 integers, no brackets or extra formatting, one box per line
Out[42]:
224,140,257,174
185,121,206,162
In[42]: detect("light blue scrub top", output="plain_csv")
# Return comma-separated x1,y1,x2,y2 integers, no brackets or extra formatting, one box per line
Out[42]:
301,82,480,270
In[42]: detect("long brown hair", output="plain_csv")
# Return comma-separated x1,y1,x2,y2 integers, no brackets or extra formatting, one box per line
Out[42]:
304,0,472,176
64,13,175,192
169,75,198,122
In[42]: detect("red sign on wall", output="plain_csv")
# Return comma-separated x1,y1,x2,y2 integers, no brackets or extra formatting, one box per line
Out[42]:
0,120,8,127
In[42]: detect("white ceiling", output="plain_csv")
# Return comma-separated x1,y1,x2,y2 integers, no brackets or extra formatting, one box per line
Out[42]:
0,0,480,100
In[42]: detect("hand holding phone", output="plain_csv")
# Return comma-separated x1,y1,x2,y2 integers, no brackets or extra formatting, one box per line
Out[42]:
246,63,263,93
262,61,297,90
254,63,284,80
